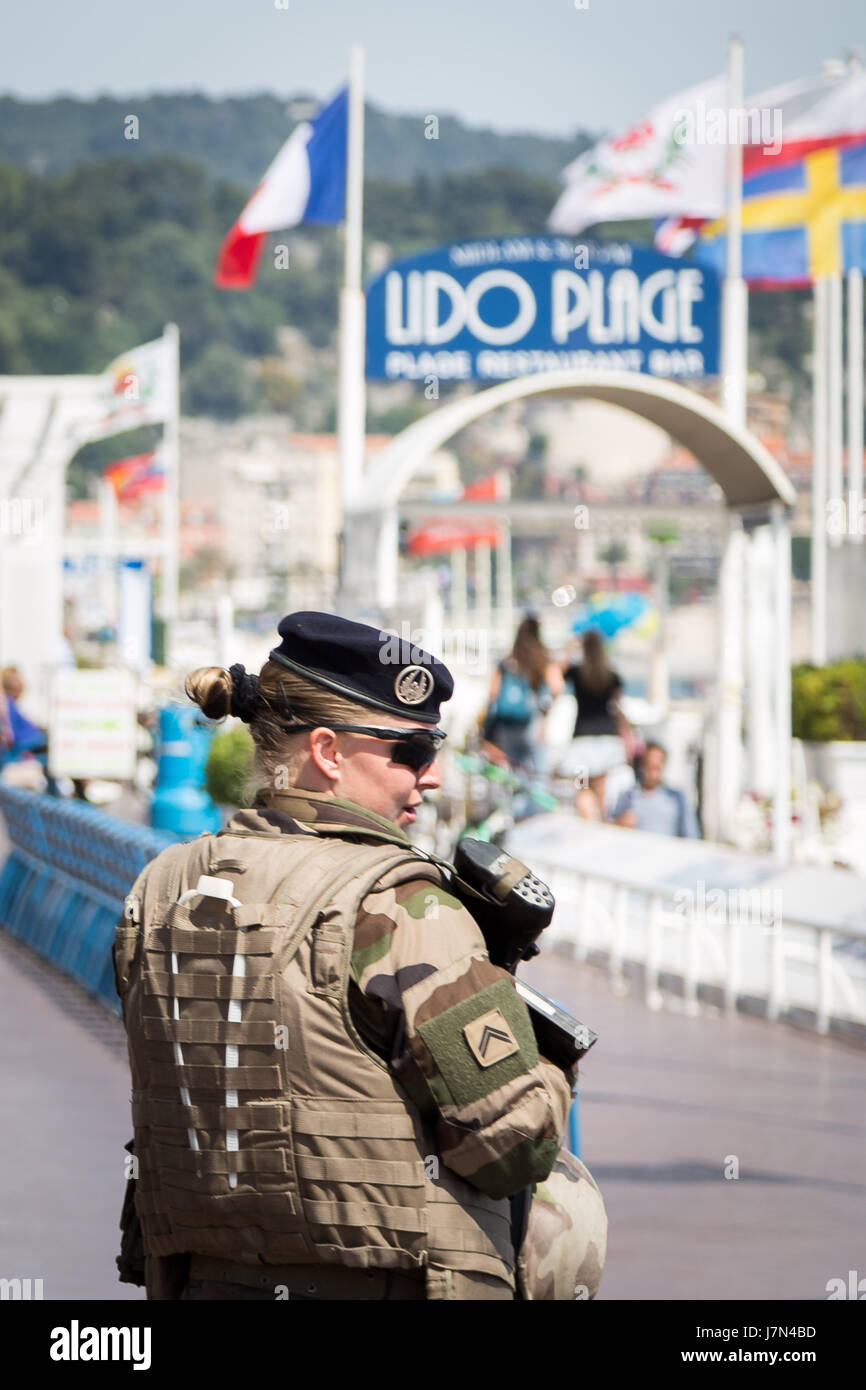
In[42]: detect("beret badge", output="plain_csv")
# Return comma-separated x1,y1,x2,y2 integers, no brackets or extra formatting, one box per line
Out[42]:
394,665,434,705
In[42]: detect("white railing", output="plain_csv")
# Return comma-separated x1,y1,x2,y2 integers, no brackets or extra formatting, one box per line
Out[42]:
504,820,866,1037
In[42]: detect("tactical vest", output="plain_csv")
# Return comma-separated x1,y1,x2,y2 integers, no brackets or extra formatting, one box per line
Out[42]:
116,825,515,1288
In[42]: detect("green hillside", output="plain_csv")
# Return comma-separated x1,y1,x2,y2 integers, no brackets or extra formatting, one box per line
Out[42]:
0,155,571,386
0,94,593,186
0,97,811,450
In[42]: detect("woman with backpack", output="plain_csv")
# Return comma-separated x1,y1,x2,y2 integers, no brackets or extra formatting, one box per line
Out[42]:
481,617,563,770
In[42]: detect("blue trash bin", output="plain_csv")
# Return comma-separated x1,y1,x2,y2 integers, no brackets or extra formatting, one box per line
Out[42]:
150,705,221,838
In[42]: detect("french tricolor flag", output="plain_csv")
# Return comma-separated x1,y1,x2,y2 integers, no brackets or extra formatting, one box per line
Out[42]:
214,87,348,289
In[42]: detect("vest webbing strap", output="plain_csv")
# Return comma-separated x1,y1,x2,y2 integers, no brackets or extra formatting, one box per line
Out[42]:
293,1111,417,1140
303,1200,427,1233
155,1145,289,1175
148,1063,280,1090
175,1213,303,1235
162,902,304,931
232,904,304,929
135,1188,299,1220
134,1098,287,1130
148,926,280,955
296,1157,424,1186
143,1017,279,1045
144,973,274,1000
175,1219,306,1246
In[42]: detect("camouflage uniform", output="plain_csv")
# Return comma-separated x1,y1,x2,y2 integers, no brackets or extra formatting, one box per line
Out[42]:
123,787,574,1301
278,789,574,1198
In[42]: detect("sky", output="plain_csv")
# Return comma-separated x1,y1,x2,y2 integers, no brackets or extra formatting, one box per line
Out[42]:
4,0,865,136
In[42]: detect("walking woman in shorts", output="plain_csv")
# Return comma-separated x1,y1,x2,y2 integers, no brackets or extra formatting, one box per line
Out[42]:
560,629,631,817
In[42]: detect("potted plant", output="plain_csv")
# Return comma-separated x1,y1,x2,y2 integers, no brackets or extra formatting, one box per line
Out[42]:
204,723,254,820
792,658,866,808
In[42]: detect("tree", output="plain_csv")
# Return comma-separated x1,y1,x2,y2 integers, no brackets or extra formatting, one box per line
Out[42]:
599,540,628,590
257,358,302,415
184,342,253,419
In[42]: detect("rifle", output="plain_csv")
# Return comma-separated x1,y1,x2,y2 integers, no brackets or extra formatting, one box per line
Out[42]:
444,838,597,1074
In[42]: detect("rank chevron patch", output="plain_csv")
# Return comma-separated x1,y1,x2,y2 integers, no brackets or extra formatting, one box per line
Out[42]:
463,1008,520,1068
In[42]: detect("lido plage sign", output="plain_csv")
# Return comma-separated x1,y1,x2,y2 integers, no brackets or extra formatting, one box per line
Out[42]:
365,237,720,382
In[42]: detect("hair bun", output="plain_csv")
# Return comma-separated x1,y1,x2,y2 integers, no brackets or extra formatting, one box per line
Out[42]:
229,663,260,723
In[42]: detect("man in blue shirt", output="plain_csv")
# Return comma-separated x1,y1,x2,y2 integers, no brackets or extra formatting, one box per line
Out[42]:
611,742,699,838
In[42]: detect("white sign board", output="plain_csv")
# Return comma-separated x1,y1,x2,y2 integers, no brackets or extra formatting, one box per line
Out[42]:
49,668,138,780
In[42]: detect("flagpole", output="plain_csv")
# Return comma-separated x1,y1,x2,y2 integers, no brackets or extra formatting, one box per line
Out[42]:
337,44,366,607
811,277,829,663
720,35,747,431
98,476,118,640
848,266,864,544
161,321,180,670
845,52,864,542
715,33,747,844
827,272,844,550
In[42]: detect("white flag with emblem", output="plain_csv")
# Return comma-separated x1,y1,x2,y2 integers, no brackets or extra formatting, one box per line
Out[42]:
548,76,727,235
78,336,175,444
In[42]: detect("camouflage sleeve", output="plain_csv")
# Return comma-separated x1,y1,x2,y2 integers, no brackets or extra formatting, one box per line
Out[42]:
350,875,573,1201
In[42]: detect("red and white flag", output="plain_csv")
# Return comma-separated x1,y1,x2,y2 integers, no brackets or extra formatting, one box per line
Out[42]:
741,64,866,177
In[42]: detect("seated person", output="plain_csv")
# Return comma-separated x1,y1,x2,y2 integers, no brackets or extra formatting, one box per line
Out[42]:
1,667,48,754
611,742,699,839
1,666,58,794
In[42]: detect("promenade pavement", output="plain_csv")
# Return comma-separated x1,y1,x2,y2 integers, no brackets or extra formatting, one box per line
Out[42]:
0,917,863,1300
525,947,866,1301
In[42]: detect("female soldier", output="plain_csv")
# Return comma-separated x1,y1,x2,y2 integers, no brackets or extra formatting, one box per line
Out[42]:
114,612,593,1301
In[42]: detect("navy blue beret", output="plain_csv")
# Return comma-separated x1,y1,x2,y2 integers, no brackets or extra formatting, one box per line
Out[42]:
269,611,454,725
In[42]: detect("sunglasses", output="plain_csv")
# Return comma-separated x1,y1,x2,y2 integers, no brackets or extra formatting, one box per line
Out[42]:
281,722,447,773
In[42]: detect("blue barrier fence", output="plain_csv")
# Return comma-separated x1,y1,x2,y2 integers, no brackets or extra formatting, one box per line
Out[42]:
0,786,178,1015
0,784,585,1157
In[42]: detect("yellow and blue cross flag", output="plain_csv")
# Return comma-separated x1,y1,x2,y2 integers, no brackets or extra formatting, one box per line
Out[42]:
696,142,866,288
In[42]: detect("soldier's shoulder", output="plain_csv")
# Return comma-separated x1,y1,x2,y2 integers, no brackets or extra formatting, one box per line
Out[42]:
351,871,485,988
144,836,196,876
365,858,466,919
130,837,198,902
355,867,485,969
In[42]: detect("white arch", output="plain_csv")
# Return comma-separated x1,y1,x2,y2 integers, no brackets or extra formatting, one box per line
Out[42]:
340,368,795,860
352,369,796,513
